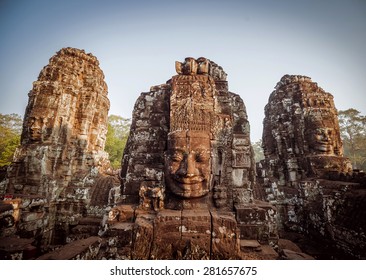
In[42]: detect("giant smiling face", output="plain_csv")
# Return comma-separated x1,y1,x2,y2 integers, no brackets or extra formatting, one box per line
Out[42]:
165,131,211,198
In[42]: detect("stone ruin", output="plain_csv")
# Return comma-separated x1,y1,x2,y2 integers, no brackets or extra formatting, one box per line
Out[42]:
258,75,366,259
0,48,119,258
0,52,280,260
112,57,278,259
1,50,365,260
262,74,352,184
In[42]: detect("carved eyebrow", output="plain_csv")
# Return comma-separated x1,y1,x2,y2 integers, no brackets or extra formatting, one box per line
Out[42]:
195,150,210,158
194,149,209,154
169,149,185,154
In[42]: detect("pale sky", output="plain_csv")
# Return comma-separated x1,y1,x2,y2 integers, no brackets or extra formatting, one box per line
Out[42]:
0,0,365,141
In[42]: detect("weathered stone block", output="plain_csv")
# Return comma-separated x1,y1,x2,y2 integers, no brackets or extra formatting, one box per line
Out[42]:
154,210,181,236
106,222,134,247
131,214,154,260
180,210,211,259
181,210,211,235
240,239,261,252
149,210,184,259
237,224,270,242
21,211,45,222
71,224,99,236
111,205,135,222
37,236,101,260
0,237,36,260
211,211,240,259
123,180,140,196
235,205,267,223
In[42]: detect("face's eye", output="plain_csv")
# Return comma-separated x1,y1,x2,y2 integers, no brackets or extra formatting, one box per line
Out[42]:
195,151,209,163
195,154,203,162
170,151,184,162
315,129,322,135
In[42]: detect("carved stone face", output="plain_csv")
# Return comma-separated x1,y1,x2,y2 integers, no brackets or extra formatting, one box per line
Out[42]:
29,117,42,141
309,127,335,155
165,131,211,198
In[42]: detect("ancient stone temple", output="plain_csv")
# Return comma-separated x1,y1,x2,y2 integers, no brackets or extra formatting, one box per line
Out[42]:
0,48,117,257
107,57,278,260
262,74,352,184
258,75,366,259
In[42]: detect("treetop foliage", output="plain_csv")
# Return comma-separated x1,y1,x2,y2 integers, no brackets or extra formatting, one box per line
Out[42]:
338,109,366,170
0,113,22,167
105,115,131,169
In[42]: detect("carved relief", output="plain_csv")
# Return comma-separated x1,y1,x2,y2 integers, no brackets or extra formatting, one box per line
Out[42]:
175,57,227,81
117,57,268,260
139,182,165,211
164,131,211,198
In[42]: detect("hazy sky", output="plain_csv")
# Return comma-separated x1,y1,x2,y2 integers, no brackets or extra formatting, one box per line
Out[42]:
0,0,365,141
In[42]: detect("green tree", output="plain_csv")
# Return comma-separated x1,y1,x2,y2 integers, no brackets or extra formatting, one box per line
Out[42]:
338,109,366,170
252,139,264,163
0,113,22,167
105,115,131,169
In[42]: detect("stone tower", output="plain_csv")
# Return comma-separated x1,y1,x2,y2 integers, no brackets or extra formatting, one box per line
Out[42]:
2,48,111,245
257,75,366,259
109,57,277,260
262,74,352,187
121,57,255,210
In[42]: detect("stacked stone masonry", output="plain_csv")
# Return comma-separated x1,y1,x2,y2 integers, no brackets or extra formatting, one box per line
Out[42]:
116,57,277,259
1,52,365,259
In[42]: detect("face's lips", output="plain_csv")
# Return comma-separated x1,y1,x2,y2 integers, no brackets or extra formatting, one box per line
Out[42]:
172,175,204,184
317,141,331,144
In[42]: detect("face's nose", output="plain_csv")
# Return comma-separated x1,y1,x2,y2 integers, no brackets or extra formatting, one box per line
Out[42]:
321,130,330,141
177,153,199,177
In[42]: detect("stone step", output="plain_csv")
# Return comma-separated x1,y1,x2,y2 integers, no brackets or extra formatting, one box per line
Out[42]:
240,239,262,252
281,249,315,260
235,206,266,223
239,240,279,259
37,236,100,260
278,239,302,253
70,224,99,235
260,245,279,259
0,237,37,260
106,222,134,247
